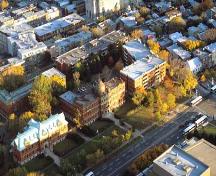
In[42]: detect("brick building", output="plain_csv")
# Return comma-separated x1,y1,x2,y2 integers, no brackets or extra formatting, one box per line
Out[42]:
11,113,68,165
59,90,100,125
0,83,32,117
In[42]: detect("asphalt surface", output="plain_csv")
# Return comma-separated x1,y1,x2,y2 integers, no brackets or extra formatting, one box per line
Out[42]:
93,85,216,176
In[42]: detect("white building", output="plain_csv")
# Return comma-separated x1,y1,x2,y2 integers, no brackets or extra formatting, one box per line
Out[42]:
186,57,203,74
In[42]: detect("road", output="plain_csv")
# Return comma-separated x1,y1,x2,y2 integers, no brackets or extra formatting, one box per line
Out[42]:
93,87,216,176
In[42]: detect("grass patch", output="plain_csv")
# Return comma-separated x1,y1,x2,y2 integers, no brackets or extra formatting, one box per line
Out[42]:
25,155,53,172
199,124,216,135
53,133,85,157
117,104,155,130
89,119,113,133
45,164,62,175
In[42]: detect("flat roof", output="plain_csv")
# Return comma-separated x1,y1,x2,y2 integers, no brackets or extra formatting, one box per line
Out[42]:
204,42,216,53
167,44,191,60
35,13,84,37
123,40,151,61
42,67,65,78
153,145,209,176
120,55,165,80
186,139,216,176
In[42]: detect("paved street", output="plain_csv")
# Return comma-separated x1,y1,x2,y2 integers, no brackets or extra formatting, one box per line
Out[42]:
93,87,216,176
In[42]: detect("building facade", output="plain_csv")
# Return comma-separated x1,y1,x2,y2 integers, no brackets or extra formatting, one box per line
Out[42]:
100,77,125,115
35,13,85,42
0,83,32,117
11,113,68,165
59,90,100,125
121,40,166,95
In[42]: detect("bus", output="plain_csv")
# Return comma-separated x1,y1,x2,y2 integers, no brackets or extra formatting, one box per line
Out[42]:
195,115,208,127
190,96,203,107
210,85,216,94
182,123,196,135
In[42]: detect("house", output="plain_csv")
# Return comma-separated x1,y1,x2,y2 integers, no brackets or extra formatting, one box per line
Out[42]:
11,113,68,165
169,32,184,43
167,44,191,61
186,57,203,74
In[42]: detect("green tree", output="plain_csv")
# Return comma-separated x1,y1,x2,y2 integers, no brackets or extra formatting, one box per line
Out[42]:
147,91,154,107
139,6,150,18
155,111,162,121
86,149,104,166
29,75,52,117
124,130,132,141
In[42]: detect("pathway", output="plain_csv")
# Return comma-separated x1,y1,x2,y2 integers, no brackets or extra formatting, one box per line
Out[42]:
44,148,60,167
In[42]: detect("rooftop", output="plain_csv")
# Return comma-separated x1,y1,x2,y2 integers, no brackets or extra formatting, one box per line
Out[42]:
167,44,191,60
185,139,216,176
120,16,137,27
42,67,66,79
120,55,165,80
56,30,126,66
123,40,151,61
153,145,209,176
55,31,92,48
104,77,124,90
0,83,33,105
187,57,202,73
60,90,98,106
204,42,216,53
35,13,84,37
11,113,68,152
169,32,184,43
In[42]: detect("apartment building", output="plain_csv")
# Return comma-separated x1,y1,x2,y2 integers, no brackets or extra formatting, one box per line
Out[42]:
56,30,127,73
100,77,125,115
11,113,68,165
121,40,166,95
35,13,85,41
152,145,210,176
0,83,32,117
59,90,100,125
50,31,92,58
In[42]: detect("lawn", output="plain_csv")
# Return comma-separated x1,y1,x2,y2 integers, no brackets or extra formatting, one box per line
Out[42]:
89,119,113,133
199,123,216,135
64,125,124,160
25,155,53,172
53,133,85,157
115,101,155,130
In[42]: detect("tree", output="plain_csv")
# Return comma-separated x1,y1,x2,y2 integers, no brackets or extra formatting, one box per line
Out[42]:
161,103,169,114
86,149,104,166
0,144,4,167
0,65,25,92
91,27,104,38
147,39,160,55
139,6,150,18
152,25,163,37
0,0,9,10
181,40,205,51
183,70,198,95
202,28,216,42
200,74,206,82
29,75,52,117
168,17,186,33
132,87,147,106
50,75,66,95
114,59,124,72
72,72,81,89
163,76,174,91
8,113,17,132
131,29,143,40
166,93,176,109
81,25,90,32
6,167,27,176
19,111,35,130
73,109,82,128
147,91,154,107
158,50,170,61
26,172,44,176
124,130,132,141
